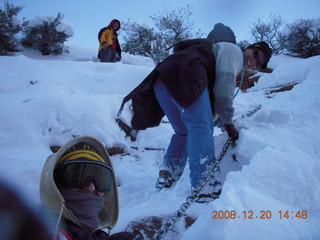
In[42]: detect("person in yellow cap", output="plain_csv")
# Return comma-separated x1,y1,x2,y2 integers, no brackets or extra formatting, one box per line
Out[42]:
40,136,144,240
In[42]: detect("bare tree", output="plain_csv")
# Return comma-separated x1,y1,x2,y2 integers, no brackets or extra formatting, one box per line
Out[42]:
249,12,284,53
283,18,320,58
122,5,203,64
150,5,202,48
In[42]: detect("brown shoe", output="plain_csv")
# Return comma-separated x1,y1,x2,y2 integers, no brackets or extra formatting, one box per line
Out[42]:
156,170,174,189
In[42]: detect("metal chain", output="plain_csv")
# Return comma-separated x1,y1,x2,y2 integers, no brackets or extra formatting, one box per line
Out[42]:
233,104,262,122
152,138,233,240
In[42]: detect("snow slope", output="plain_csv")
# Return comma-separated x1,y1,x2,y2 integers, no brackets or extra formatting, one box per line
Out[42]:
0,42,320,240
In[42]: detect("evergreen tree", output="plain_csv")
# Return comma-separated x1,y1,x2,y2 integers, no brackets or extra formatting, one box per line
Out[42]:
21,13,72,55
0,1,23,55
122,21,155,57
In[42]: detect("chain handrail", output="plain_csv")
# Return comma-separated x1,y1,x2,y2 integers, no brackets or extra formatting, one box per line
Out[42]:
152,138,233,240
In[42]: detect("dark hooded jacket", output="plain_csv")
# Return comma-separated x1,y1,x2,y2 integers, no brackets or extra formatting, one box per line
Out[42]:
128,39,215,130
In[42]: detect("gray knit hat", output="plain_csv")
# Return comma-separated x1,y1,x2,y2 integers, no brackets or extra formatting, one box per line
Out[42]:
207,23,236,44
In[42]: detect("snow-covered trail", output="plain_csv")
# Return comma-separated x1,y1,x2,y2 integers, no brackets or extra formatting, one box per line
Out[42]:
0,50,320,239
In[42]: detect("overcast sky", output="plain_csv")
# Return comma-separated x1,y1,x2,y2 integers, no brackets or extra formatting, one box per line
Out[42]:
7,0,320,50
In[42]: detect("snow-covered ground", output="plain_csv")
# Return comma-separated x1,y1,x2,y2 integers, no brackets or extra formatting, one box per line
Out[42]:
1,41,320,240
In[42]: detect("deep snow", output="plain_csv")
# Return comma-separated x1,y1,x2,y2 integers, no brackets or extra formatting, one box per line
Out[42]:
0,41,320,240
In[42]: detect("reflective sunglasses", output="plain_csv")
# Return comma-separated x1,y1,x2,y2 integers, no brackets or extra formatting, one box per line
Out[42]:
253,49,262,69
54,160,113,192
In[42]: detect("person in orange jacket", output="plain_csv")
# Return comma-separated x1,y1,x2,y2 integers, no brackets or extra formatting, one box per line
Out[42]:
98,19,122,63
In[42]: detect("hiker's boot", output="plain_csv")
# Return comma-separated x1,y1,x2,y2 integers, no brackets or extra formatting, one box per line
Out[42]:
156,170,174,189
194,181,222,203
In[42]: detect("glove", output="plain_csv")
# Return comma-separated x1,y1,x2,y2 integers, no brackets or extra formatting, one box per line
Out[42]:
102,43,108,50
224,124,239,141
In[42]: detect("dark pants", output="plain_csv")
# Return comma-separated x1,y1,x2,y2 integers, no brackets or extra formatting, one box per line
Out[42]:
98,47,118,62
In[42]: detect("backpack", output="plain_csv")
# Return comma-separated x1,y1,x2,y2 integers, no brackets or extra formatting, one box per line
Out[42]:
207,23,236,44
98,27,108,41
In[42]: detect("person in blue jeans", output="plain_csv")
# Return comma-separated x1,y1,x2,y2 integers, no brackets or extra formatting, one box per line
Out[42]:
154,79,215,190
154,40,271,201
121,36,272,202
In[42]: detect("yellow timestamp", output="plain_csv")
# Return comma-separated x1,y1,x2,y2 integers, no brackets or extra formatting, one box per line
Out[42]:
212,210,308,220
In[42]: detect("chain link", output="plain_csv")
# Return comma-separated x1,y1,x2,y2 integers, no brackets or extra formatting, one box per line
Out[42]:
152,138,232,240
233,104,262,122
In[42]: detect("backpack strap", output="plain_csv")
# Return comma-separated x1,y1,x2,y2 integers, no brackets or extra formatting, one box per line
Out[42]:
170,38,213,53
116,70,158,118
98,26,109,41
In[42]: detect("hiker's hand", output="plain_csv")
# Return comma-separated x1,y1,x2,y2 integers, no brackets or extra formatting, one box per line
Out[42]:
102,43,108,50
224,124,239,141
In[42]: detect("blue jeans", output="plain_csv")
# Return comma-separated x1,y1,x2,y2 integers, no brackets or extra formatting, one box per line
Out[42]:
154,79,216,188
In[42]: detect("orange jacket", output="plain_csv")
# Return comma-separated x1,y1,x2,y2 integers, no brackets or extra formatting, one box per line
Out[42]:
99,27,115,52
